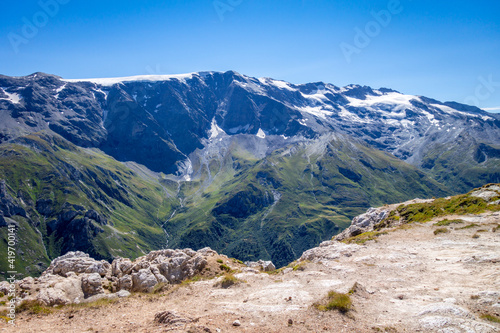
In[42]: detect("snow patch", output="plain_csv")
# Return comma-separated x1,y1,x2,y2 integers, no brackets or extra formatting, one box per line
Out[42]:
346,92,417,110
431,104,493,121
209,118,226,140
259,78,296,91
297,106,333,119
233,80,266,95
63,73,196,86
0,89,21,104
54,83,67,98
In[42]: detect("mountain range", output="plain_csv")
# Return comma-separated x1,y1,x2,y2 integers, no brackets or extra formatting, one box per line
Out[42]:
1,70,499,275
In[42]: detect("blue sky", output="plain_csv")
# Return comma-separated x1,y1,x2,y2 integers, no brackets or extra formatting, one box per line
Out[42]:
1,0,499,111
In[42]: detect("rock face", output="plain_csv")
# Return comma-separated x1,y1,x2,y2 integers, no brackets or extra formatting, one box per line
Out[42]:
14,248,214,306
334,207,391,241
334,198,435,241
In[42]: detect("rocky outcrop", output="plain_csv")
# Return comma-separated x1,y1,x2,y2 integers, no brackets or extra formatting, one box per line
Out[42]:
300,241,361,262
334,207,392,241
470,184,500,202
244,260,276,272
334,198,435,241
45,251,111,277
15,247,215,306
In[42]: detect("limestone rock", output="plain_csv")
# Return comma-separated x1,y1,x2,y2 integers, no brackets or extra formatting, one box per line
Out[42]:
111,257,133,277
131,268,159,293
118,274,133,291
81,273,103,298
244,260,276,272
45,251,111,277
300,241,361,262
335,207,390,241
36,273,84,306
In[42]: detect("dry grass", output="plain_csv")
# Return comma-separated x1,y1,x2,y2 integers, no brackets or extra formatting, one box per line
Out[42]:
314,291,352,313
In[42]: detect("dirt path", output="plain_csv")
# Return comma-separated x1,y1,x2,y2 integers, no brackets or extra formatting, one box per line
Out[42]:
3,212,500,332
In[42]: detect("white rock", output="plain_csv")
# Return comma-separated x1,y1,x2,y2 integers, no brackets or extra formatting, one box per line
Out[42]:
81,273,103,298
36,274,84,306
132,268,159,293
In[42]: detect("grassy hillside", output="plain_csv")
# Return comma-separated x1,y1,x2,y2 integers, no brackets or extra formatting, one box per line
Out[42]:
0,132,176,277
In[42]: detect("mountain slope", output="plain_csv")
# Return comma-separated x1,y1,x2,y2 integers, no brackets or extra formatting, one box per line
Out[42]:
0,132,176,275
0,71,499,273
164,133,447,267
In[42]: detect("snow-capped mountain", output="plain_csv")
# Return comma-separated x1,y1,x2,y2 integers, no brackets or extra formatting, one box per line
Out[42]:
1,71,498,178
0,71,499,272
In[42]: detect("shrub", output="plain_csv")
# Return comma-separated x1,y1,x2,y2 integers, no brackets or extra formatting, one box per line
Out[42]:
433,228,449,235
480,314,500,323
459,223,479,229
314,291,352,313
434,219,464,226
216,259,223,263
292,262,307,271
219,264,231,272
215,274,240,288
17,300,53,315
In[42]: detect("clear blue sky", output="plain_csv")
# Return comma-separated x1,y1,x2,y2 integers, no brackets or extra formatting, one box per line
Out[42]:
1,0,499,111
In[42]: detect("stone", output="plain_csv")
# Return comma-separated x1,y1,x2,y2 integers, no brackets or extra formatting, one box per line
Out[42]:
45,251,111,277
232,320,241,326
154,311,192,325
470,189,499,201
118,274,133,291
131,268,159,293
335,207,390,241
244,260,275,272
115,290,131,298
36,274,84,306
81,273,103,298
111,257,133,277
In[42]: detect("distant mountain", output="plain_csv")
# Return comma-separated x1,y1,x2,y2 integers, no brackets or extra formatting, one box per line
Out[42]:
1,71,499,274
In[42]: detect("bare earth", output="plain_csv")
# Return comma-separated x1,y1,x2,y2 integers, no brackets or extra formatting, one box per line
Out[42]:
3,211,500,332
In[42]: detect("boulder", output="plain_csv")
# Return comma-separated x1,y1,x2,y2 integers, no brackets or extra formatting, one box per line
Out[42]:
118,274,133,291
81,273,103,298
36,273,84,306
131,268,159,293
111,257,134,276
335,207,390,241
245,260,276,272
157,252,207,283
45,251,111,277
